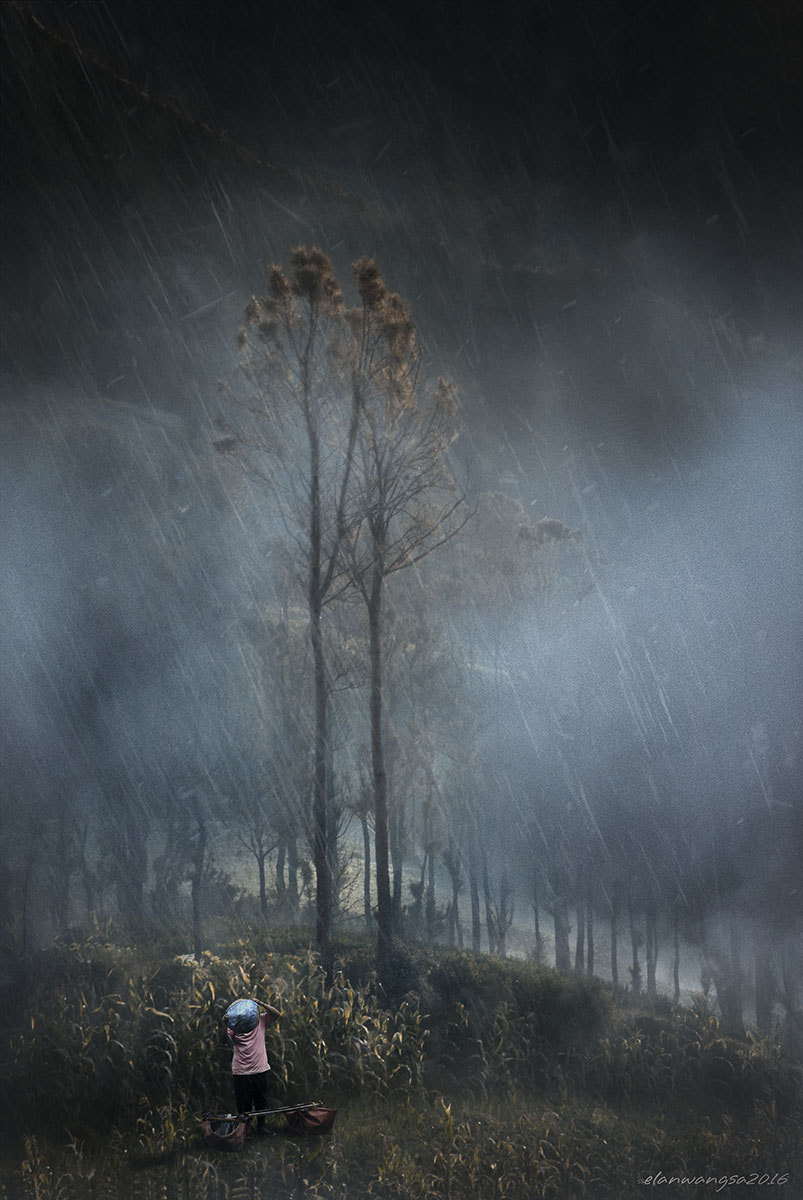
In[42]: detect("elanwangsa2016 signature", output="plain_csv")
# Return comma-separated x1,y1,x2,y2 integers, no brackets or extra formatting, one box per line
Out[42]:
641,1172,790,1192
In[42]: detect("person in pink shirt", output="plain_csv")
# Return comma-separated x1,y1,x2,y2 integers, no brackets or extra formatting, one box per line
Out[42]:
224,998,281,1133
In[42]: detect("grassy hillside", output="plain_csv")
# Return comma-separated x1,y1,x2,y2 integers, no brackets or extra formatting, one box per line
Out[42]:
0,929,800,1198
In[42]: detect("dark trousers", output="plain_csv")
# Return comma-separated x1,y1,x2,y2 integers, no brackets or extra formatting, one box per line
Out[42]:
233,1071,270,1128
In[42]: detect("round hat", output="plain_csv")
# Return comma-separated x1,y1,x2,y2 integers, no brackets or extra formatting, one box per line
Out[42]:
224,998,260,1033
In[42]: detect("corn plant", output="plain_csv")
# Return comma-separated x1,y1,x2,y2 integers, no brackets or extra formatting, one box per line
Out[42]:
2,939,430,1147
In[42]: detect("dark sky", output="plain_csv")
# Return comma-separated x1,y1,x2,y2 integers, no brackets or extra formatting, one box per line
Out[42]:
17,0,803,195
4,0,801,429
6,0,800,361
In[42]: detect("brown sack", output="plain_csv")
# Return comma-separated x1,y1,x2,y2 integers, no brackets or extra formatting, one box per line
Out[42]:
285,1106,337,1135
201,1115,248,1151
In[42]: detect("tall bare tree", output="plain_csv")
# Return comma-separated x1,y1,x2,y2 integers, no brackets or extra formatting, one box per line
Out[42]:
218,248,360,969
341,259,467,979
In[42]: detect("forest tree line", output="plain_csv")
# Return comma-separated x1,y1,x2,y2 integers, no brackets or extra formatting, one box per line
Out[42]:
1,248,801,1049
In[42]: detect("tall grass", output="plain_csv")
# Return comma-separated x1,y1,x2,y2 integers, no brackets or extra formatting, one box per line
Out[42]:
2,939,427,1142
1,933,800,1198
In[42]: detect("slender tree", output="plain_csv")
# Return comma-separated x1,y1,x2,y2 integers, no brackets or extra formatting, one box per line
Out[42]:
341,259,467,979
610,880,620,987
352,760,375,931
443,837,464,948
219,248,360,970
575,894,586,974
230,794,276,919
191,803,208,964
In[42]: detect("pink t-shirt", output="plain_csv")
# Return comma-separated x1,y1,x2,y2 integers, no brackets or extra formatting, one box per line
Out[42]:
227,1012,276,1075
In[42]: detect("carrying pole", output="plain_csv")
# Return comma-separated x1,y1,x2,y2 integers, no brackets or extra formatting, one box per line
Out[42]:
202,1101,322,1121
248,1101,323,1118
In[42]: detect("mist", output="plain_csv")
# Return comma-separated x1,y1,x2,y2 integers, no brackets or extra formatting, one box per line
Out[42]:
1,0,801,1042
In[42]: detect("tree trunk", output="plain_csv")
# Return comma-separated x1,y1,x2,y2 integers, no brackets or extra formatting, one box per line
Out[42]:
306,390,332,973
754,944,773,1038
276,842,286,898
426,839,437,942
361,811,372,931
482,852,496,955
730,920,743,1030
258,852,268,918
20,840,36,955
310,613,332,972
532,870,543,963
81,870,97,926
553,895,571,973
444,866,454,947
574,895,585,973
325,701,340,922
673,906,681,1005
469,858,481,953
77,825,97,926
192,814,207,963
116,827,148,938
713,919,744,1033
287,834,299,913
451,871,462,948
390,796,405,922
368,580,392,980
443,839,463,949
586,892,595,977
646,905,658,996
610,889,619,987
497,871,512,959
418,851,428,902
51,811,73,936
628,894,642,995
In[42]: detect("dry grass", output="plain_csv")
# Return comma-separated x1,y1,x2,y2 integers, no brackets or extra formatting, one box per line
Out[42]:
0,933,800,1198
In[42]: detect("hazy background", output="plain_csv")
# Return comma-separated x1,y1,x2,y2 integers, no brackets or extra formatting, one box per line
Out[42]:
1,0,801,1001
